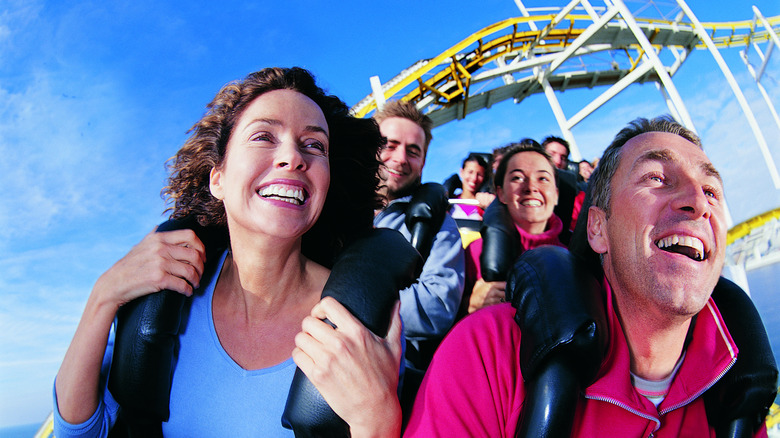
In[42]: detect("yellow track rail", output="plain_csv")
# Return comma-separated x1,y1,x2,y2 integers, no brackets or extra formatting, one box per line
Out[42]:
353,12,780,119
727,207,780,246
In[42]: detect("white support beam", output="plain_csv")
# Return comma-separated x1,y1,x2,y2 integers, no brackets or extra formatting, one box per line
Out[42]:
514,0,539,31
741,50,780,133
677,0,780,189
370,76,386,110
611,0,697,132
756,40,775,82
656,82,684,125
580,0,600,21
568,60,654,128
548,7,620,73
538,69,582,161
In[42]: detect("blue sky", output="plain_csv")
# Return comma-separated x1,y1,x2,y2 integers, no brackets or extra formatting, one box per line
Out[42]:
1,0,779,428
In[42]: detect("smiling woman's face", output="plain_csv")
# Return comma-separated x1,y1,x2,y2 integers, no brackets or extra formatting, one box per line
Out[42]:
497,151,558,235
209,89,330,241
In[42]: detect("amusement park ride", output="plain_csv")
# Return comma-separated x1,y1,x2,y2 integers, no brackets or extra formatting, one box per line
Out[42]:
353,0,780,298
35,0,780,436
350,0,780,431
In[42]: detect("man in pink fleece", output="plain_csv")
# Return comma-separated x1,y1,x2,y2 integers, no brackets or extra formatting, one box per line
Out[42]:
404,116,769,437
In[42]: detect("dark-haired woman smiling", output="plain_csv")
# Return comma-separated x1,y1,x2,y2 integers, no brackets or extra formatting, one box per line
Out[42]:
54,68,402,438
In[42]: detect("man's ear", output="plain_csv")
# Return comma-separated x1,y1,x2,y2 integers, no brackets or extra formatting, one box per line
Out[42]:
209,166,224,200
587,205,608,254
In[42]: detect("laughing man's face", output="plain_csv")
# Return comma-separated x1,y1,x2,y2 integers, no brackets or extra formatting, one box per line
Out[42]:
587,132,727,320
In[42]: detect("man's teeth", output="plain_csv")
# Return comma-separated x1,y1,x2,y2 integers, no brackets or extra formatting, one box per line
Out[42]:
258,185,305,205
655,234,705,261
521,199,542,207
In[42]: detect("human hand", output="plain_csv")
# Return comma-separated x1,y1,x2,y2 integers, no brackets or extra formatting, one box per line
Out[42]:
475,192,496,210
292,297,403,438
468,278,506,313
92,227,206,310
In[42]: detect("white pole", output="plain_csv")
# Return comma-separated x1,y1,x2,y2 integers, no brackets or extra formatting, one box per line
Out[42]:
370,76,386,111
676,0,780,189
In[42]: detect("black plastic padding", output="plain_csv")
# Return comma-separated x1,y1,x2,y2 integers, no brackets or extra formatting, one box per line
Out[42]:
514,353,581,438
441,173,461,198
282,228,423,437
108,217,227,437
404,182,449,261
507,246,606,384
704,277,779,438
479,198,520,282
507,246,606,438
553,168,580,246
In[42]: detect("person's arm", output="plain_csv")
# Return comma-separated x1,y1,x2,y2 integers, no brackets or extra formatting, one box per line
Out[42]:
54,229,205,427
399,215,465,339
293,298,404,438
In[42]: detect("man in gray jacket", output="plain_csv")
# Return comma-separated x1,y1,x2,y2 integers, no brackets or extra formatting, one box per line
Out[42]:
373,100,465,373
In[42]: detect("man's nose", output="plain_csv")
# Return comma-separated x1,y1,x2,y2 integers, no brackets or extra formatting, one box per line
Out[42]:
389,145,408,164
672,176,710,219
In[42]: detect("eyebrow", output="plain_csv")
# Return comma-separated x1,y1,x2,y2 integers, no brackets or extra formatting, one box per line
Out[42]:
253,118,329,137
634,148,722,183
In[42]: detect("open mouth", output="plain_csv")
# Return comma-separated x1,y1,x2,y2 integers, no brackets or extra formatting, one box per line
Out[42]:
655,234,706,262
521,199,542,207
257,185,307,206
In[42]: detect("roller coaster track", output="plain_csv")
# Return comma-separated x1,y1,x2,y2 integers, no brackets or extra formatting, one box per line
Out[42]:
353,0,780,187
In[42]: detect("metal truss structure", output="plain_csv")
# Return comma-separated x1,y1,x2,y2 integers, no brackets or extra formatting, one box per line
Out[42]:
353,0,780,189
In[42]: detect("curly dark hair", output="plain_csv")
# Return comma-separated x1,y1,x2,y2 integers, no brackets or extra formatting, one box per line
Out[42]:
163,67,383,267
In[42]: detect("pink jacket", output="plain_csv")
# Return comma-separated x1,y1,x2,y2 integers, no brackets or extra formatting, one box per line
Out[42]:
405,282,767,437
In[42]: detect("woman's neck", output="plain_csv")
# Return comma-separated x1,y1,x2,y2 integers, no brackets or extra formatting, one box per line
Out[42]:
219,232,326,319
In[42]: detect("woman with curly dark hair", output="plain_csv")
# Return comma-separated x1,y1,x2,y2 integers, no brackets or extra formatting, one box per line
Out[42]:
53,67,403,437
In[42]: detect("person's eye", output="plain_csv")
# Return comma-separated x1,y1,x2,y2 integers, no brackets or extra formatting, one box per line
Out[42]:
647,173,665,184
304,140,328,155
408,149,421,158
250,132,274,143
703,186,721,200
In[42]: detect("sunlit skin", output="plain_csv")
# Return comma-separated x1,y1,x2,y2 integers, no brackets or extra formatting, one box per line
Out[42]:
459,161,486,199
378,117,426,201
587,132,727,379
544,141,569,170
497,151,559,235
210,89,330,247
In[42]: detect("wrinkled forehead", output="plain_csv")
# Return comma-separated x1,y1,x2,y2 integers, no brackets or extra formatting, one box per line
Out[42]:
618,132,720,182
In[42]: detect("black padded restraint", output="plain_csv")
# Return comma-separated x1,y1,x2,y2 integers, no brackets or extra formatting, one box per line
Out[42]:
108,217,228,438
281,228,423,437
507,246,606,438
704,277,778,437
479,198,521,282
404,182,449,261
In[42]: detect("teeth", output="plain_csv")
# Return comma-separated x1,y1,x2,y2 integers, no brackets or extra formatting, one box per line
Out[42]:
258,185,305,204
521,200,542,207
655,234,705,261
